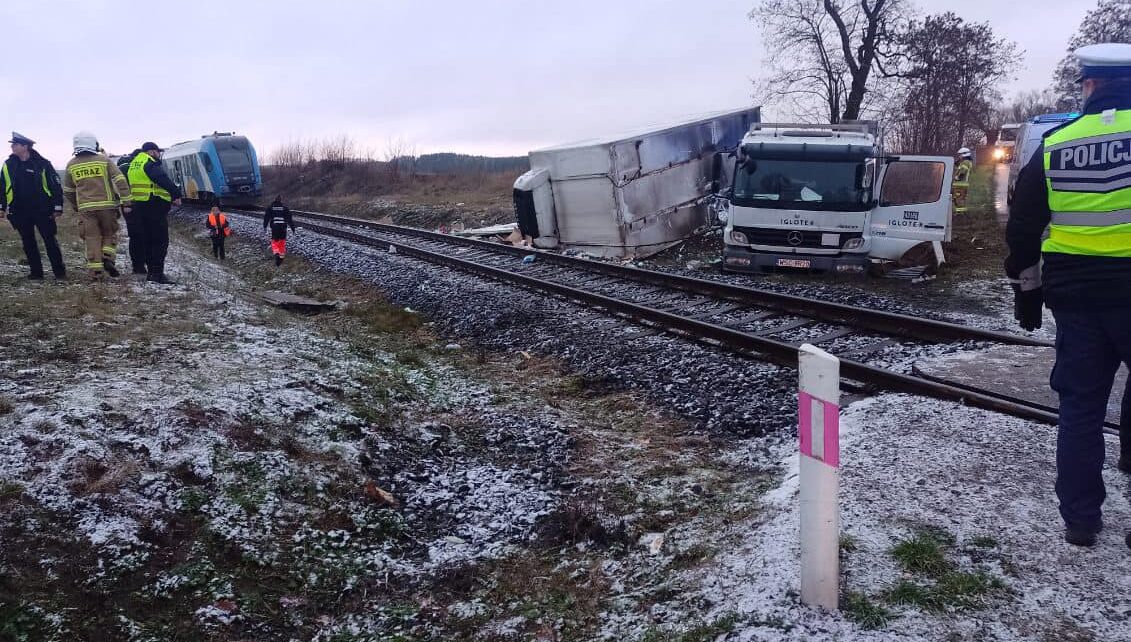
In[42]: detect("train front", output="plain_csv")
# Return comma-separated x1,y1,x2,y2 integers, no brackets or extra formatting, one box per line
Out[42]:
212,135,263,206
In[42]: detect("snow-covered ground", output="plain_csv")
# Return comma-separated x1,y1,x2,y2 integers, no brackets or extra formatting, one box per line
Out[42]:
700,393,1131,641
3,212,1127,641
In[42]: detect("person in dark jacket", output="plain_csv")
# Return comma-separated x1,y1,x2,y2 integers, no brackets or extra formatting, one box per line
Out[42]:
0,132,66,280
263,196,295,266
127,142,182,283
1005,43,1131,547
117,148,147,274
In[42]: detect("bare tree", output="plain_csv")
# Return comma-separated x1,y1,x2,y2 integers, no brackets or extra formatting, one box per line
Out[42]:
887,12,1020,154
1052,0,1131,107
382,137,418,181
752,0,908,122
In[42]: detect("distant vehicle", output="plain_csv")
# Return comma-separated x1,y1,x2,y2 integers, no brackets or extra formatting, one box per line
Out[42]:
718,122,954,277
162,132,263,206
1006,112,1080,204
994,123,1021,163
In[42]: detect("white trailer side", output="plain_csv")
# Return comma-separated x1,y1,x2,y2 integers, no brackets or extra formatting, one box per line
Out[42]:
514,107,760,258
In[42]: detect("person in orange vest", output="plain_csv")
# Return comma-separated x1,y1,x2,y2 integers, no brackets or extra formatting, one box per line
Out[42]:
206,205,232,259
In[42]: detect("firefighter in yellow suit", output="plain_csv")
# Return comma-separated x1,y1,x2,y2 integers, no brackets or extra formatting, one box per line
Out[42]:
952,147,974,214
62,131,132,277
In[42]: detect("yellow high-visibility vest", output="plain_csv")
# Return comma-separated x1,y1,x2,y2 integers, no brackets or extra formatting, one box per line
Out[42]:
127,153,171,203
1042,109,1131,256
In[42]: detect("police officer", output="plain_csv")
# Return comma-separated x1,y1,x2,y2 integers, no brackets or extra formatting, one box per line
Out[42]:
0,132,66,280
1006,43,1131,547
116,147,147,274
127,142,182,284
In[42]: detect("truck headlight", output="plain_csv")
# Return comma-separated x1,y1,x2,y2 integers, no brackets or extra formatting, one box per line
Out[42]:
843,237,865,250
993,148,1005,160
730,230,748,244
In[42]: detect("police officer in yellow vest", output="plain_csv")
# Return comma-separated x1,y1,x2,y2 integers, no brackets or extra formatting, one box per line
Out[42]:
63,131,132,278
127,142,181,284
0,132,66,280
1006,43,1131,548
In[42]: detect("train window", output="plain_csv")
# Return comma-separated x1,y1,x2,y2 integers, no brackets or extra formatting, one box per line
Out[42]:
217,148,252,172
200,153,213,173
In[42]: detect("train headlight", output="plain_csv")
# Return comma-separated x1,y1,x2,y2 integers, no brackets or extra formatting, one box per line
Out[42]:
730,230,748,245
993,148,1005,160
842,237,865,251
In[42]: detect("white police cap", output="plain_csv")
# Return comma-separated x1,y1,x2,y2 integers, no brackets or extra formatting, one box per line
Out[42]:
1075,43,1131,81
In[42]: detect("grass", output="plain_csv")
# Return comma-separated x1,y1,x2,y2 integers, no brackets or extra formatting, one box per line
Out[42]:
890,531,953,577
883,572,1007,613
842,591,896,630
941,164,1004,280
639,613,739,642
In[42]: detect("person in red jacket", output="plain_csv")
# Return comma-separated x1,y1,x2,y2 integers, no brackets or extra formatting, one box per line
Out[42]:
206,206,231,259
263,196,295,266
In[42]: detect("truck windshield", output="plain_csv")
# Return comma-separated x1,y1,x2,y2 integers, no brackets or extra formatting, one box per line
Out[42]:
733,159,870,212
999,128,1019,142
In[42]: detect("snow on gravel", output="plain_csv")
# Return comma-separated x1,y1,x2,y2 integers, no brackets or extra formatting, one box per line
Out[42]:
698,394,1131,641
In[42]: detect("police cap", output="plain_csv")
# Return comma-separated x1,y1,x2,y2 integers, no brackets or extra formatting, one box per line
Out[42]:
141,141,163,152
8,132,34,146
1075,43,1131,81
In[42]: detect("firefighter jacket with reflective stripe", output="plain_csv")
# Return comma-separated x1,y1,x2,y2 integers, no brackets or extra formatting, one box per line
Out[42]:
953,159,973,186
127,153,174,202
207,212,231,237
0,151,63,214
63,152,132,212
1006,80,1131,310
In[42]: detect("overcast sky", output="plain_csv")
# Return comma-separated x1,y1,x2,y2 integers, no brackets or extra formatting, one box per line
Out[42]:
0,0,1098,163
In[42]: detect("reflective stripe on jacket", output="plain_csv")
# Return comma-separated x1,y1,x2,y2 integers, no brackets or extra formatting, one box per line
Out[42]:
128,153,171,202
1042,109,1131,257
63,153,132,212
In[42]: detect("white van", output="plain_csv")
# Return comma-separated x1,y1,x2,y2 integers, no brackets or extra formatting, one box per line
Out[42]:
1006,113,1079,203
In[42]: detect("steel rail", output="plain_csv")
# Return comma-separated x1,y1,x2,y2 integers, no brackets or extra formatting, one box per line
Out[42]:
265,208,1051,349
241,211,1096,431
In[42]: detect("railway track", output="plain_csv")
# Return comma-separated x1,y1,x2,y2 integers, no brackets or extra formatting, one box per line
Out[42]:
233,206,1104,432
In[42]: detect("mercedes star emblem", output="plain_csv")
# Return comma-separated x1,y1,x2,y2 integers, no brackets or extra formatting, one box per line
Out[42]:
787,231,804,246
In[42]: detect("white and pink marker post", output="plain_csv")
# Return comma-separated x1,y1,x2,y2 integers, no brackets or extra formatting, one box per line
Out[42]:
798,343,841,611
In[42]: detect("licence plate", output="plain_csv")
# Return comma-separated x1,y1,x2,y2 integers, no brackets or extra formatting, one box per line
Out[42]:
776,258,811,269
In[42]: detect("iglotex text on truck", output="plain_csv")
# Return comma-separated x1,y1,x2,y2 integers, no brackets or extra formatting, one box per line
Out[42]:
716,122,955,277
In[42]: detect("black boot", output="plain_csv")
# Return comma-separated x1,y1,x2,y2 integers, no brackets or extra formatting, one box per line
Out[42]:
274,254,283,267
103,259,120,278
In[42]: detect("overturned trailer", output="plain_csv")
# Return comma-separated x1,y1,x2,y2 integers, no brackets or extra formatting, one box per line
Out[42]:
513,107,760,258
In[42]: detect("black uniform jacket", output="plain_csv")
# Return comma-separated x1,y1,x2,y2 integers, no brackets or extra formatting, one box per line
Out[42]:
264,204,295,240
0,150,63,216
1006,81,1131,311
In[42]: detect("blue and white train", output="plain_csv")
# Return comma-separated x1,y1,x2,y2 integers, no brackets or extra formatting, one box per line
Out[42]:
161,132,263,206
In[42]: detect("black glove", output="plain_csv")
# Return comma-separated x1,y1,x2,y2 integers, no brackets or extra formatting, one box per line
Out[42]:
1012,284,1044,331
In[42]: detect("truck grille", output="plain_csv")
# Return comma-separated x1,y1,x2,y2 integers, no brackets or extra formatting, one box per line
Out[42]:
734,226,862,249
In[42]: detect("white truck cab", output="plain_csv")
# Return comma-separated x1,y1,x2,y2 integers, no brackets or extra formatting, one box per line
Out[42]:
719,123,954,276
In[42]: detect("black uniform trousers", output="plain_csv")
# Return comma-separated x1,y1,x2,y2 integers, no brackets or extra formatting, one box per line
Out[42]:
211,235,226,259
1051,308,1131,534
132,197,171,278
123,211,148,273
10,211,65,277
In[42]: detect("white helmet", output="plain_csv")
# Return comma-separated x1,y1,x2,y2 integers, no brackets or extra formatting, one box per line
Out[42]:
957,147,972,158
73,131,99,154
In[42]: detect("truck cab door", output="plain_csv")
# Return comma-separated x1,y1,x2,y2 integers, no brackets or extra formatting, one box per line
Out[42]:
870,156,955,244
